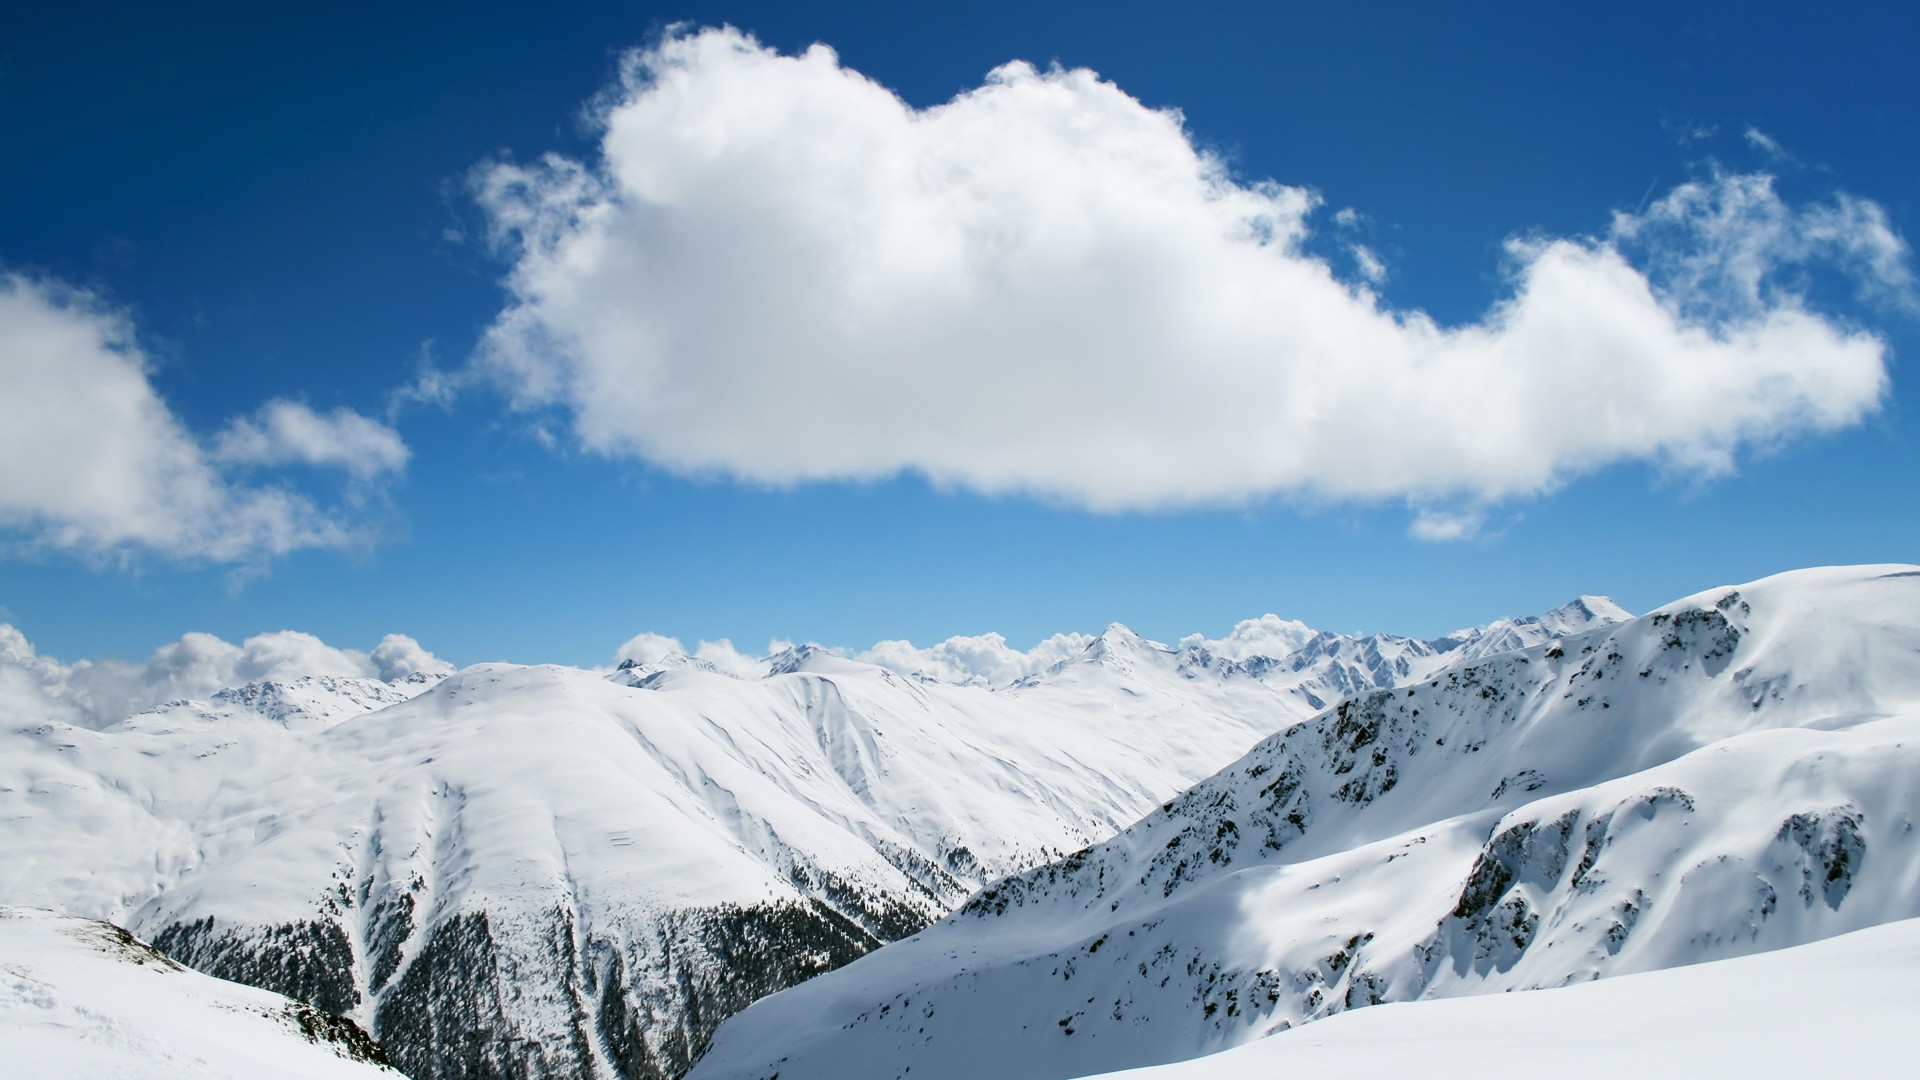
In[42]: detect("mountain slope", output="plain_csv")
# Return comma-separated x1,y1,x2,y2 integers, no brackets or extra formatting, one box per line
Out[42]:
0,906,401,1079
0,629,1318,1078
686,565,1920,1080
1075,915,1920,1079
0,598,1627,1080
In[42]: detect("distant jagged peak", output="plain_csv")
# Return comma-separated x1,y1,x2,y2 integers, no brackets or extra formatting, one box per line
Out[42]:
610,650,730,684
765,642,874,678
1540,594,1634,634
1042,623,1176,677
1091,622,1170,654
764,642,823,676
116,672,431,731
1424,593,1635,665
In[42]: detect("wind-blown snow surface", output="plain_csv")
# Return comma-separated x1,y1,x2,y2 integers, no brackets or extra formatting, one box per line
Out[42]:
0,906,401,1079
1075,916,1920,1079
688,565,1920,1080
0,604,1617,1079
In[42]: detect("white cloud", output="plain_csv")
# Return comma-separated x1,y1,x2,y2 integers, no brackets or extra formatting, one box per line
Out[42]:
475,27,1900,515
690,638,774,679
613,631,685,667
1744,126,1786,159
0,274,408,561
612,631,775,678
369,634,452,680
857,631,1095,687
214,401,409,479
1179,614,1317,661
1350,244,1387,284
1612,169,1917,321
611,623,1096,687
1408,507,1487,543
0,623,452,729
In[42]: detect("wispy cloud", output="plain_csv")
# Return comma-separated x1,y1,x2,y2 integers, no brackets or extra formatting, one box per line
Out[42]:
1408,507,1487,543
214,400,409,480
1744,125,1788,160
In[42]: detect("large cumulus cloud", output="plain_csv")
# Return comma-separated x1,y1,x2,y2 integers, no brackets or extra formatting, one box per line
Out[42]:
474,27,1901,525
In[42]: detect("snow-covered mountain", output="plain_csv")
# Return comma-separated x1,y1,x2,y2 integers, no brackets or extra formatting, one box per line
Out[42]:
1166,595,1634,712
686,565,1920,1080
0,596,1622,1080
1074,916,1920,1079
0,906,401,1079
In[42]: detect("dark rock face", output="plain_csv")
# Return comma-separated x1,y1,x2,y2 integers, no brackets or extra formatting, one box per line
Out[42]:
372,909,592,1080
154,916,359,1016
1444,812,1578,975
1775,807,1866,910
150,897,891,1080
285,1000,395,1068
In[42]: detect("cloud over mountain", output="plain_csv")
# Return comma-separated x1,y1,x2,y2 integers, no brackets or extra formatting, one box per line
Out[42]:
476,27,1901,520
0,622,449,729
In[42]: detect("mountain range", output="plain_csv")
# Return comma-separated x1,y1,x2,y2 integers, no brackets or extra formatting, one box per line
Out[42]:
686,565,1920,1079
9,570,1917,1078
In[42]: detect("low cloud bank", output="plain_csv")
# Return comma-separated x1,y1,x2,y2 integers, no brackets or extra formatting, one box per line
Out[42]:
612,614,1338,688
0,623,451,729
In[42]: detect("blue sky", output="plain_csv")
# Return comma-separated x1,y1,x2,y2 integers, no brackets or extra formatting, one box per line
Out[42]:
2,1,1915,669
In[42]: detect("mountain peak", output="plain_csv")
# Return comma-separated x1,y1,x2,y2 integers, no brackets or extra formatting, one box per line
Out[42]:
765,643,871,677
1541,594,1634,634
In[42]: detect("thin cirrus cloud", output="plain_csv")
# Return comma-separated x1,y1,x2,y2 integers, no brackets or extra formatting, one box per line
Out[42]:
474,26,1904,534
0,273,408,562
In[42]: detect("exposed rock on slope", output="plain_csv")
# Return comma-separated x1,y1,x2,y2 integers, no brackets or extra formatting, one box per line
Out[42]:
0,906,402,1079
1072,916,1920,1079
687,565,1920,1080
0,599,1625,1079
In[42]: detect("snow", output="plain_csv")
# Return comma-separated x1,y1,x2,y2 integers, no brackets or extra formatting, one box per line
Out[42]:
11,597,1603,1074
0,907,400,1079
687,563,1920,1080
1073,915,1920,1078
0,586,1645,1076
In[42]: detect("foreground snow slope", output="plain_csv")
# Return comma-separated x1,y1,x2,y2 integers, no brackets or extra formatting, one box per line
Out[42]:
0,906,400,1079
689,565,1920,1080
1076,915,1920,1079
0,599,1619,1080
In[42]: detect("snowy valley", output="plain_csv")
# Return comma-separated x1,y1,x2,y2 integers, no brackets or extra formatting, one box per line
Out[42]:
5,568,1917,1079
687,565,1920,1080
0,597,1618,1078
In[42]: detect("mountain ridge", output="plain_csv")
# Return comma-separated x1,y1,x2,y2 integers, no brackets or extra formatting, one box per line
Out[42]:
0,593,1624,1079
684,564,1920,1080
